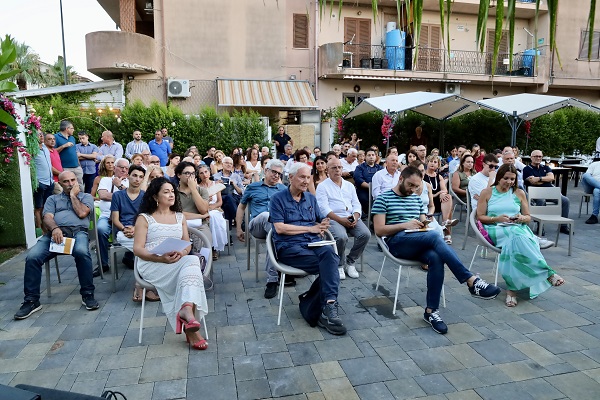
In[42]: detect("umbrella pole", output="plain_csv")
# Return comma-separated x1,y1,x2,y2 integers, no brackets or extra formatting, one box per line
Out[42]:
511,111,518,147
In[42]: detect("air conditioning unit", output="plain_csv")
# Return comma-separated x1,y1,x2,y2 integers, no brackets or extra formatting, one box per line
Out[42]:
167,79,191,98
445,83,460,95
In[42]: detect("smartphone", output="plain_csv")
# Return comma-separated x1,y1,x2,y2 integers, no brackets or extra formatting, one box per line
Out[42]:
348,215,355,223
510,216,518,221
422,219,431,227
221,177,230,185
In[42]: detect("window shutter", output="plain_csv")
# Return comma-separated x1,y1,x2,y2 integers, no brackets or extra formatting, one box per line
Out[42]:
579,30,600,60
293,14,309,49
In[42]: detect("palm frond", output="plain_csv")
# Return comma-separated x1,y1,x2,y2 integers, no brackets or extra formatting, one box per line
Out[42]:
492,0,504,76
476,0,491,52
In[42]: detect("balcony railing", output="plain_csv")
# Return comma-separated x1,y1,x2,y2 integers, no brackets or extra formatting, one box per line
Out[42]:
341,44,539,77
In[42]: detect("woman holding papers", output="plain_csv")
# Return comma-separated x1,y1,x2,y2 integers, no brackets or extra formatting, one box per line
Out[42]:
134,177,209,350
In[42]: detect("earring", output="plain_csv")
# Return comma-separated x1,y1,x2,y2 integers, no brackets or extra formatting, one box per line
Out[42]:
156,200,159,206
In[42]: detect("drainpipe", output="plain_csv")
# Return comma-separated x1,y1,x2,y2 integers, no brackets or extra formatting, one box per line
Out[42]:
161,0,167,103
314,0,319,103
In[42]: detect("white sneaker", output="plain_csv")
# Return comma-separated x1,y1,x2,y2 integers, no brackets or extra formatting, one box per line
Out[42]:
538,237,555,249
345,264,359,279
338,267,346,280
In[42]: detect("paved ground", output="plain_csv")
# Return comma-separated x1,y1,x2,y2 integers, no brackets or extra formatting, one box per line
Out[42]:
1,183,599,400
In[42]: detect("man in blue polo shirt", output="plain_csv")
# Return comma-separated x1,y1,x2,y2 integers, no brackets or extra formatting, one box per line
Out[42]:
269,162,346,335
353,148,382,217
33,131,54,232
76,131,99,193
148,129,171,166
235,159,287,298
55,120,83,186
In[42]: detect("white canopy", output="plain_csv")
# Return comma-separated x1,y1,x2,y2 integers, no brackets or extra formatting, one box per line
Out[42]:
476,93,600,121
344,92,478,121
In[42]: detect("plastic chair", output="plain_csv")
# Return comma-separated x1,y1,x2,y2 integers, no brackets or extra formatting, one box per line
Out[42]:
579,193,591,218
134,255,209,344
528,186,574,256
468,209,500,286
375,236,446,315
266,229,337,325
245,207,265,282
43,256,62,297
461,187,473,250
187,227,214,279
448,173,468,222
109,225,129,292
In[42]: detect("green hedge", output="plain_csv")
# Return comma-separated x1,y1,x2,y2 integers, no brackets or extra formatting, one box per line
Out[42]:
0,159,25,246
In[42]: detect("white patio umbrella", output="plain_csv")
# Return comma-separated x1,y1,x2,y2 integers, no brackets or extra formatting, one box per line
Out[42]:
475,93,600,146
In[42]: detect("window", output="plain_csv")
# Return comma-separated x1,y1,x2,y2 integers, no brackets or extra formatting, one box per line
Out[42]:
343,93,370,105
579,30,600,60
293,14,309,49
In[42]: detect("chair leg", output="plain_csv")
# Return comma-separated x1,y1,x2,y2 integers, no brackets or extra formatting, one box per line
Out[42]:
360,253,364,272
405,265,411,288
469,245,480,271
579,196,584,218
45,261,52,298
111,250,117,293
442,285,446,308
494,255,499,287
568,224,573,256
254,241,259,283
277,273,286,326
201,315,208,340
375,256,386,290
246,236,251,271
139,288,147,344
462,213,470,250
393,264,403,315
54,257,61,283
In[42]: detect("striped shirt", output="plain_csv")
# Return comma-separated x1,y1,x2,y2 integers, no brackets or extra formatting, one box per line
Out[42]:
125,140,150,159
371,189,427,225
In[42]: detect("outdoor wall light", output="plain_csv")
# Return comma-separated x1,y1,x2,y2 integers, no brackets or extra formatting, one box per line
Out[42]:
48,106,54,115
127,75,135,81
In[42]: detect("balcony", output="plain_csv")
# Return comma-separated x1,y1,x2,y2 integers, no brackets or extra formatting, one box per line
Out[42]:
318,43,547,86
424,0,547,18
86,31,157,79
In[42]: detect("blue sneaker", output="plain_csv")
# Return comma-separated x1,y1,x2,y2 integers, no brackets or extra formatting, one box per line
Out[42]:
423,309,448,334
469,277,501,299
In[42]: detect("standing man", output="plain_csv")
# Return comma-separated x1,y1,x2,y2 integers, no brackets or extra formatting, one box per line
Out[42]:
33,131,54,231
161,127,174,149
580,160,600,224
203,146,216,167
125,130,150,159
354,148,383,217
523,149,571,234
45,133,63,194
14,171,98,320
371,153,400,200
76,131,99,194
410,126,428,147
372,166,500,334
96,130,124,162
316,158,371,279
273,126,293,158
148,129,171,167
235,159,287,298
270,163,346,335
415,145,427,164
54,120,83,187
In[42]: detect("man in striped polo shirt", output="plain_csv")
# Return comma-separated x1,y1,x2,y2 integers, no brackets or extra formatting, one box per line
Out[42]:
372,166,500,334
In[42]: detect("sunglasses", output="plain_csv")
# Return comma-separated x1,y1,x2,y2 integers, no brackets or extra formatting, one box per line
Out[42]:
486,164,499,170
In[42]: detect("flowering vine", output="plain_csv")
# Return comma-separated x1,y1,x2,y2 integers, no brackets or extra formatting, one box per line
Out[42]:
0,96,33,165
337,117,344,140
381,113,394,144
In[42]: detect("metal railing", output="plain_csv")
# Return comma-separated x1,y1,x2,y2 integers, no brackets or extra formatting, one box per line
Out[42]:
341,44,538,76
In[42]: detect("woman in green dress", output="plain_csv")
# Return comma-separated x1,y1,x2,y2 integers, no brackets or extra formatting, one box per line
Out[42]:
476,164,564,307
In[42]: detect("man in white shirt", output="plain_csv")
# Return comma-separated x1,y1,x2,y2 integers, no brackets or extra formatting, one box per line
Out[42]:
125,130,150,159
582,160,600,224
371,153,400,200
340,148,359,178
468,153,498,210
95,158,130,277
448,145,467,174
316,158,371,279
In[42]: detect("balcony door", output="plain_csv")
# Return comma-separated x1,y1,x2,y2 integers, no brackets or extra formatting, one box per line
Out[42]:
344,18,371,68
416,25,441,71
486,30,508,74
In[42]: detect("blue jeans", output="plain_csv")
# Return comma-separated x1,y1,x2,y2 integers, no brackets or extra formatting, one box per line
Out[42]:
386,230,473,310
581,173,600,216
97,216,111,268
24,232,95,302
277,244,340,305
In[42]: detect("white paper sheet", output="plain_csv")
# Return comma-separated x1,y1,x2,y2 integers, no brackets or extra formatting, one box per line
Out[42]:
150,238,191,255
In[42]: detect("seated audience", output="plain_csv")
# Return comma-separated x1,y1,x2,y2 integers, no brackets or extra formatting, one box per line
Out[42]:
340,148,359,180
422,156,458,243
162,153,181,181
245,147,262,180
213,156,244,223
448,145,468,174
197,165,228,259
451,153,475,203
581,160,600,224
308,155,328,195
90,155,115,198
371,153,399,200
210,150,225,175
468,153,499,210
353,148,383,217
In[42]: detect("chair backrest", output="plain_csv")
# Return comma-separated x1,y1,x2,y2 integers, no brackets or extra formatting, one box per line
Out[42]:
133,257,155,290
469,209,501,252
266,230,336,274
187,227,214,278
465,186,472,214
375,235,422,265
528,186,562,216
448,172,466,207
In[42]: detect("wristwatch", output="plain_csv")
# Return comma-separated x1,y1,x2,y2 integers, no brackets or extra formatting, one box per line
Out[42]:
538,177,542,182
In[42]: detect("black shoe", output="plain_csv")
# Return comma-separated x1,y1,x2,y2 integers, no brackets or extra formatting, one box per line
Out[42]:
468,277,501,299
284,275,296,287
559,226,571,235
82,295,100,310
264,282,278,299
318,301,347,335
423,309,448,334
14,300,42,320
93,265,110,277
122,257,134,270
586,215,599,224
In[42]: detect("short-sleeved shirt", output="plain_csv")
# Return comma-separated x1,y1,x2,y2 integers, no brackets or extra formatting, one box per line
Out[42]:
163,136,174,147
35,144,54,186
110,190,145,227
279,154,291,162
467,172,490,210
97,142,124,161
273,133,291,154
371,189,427,226
43,191,94,229
178,187,210,214
213,171,244,197
522,164,553,187
98,177,129,218
269,188,322,252
125,140,150,159
48,148,63,182
148,139,171,166
76,143,99,174
54,133,79,168
240,181,287,221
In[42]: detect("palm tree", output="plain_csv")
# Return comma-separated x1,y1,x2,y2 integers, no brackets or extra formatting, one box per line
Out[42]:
45,56,79,86
1,40,42,90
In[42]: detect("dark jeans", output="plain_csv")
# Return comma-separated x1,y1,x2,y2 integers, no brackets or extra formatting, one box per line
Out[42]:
221,194,239,222
33,182,55,209
82,173,96,194
24,231,95,302
277,244,340,305
357,189,370,217
386,230,472,310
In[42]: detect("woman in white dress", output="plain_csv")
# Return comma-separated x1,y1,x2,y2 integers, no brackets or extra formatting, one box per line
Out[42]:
245,147,262,182
133,177,209,350
197,165,228,259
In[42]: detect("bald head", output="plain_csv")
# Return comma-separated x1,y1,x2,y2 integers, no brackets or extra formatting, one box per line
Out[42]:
57,171,78,193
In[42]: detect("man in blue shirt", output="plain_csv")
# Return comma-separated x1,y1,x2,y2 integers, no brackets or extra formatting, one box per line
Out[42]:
353,148,383,217
372,166,500,335
75,131,99,194
54,120,83,187
235,159,287,298
96,130,124,162
33,131,55,231
148,129,171,166
269,162,346,335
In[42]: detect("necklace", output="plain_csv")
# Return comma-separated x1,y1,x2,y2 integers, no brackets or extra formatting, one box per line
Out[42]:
425,173,438,191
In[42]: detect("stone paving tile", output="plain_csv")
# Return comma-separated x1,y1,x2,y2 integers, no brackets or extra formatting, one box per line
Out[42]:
512,341,563,366
97,352,146,371
469,338,529,365
476,382,536,400
236,377,272,400
496,360,552,381
445,389,484,400
386,359,425,379
233,354,267,381
187,352,218,378
518,377,566,400
319,377,360,400
406,348,464,374
106,366,142,387
413,373,457,395
287,342,323,366
314,337,364,362
339,356,395,386
384,378,427,399
104,382,154,400
266,365,320,397
469,365,514,386
443,369,486,391
545,371,600,399
558,351,600,370
354,382,395,400
526,330,587,354
262,351,294,370
152,378,187,400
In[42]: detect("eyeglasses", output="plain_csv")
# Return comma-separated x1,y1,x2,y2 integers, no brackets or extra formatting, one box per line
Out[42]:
268,169,283,178
150,161,160,165
328,166,343,170
181,171,195,176
531,155,543,158
116,165,128,169
486,164,499,170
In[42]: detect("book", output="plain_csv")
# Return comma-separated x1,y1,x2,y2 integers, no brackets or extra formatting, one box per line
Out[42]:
404,228,434,233
307,240,337,247
49,237,75,254
207,183,226,197
150,238,191,255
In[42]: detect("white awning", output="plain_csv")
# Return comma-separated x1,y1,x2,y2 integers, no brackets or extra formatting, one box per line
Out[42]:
217,79,317,109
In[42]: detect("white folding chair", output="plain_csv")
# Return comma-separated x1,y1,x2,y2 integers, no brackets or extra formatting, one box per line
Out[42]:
109,225,129,292
579,193,591,218
245,207,265,282
461,188,473,250
187,227,214,279
375,236,446,315
266,230,337,325
448,173,468,222
528,186,574,256
468,209,500,286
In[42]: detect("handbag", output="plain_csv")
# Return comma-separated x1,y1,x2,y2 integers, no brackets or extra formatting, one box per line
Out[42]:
476,220,494,245
298,276,322,327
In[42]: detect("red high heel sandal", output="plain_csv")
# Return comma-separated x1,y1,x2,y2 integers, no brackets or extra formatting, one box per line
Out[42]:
186,334,208,350
175,304,201,334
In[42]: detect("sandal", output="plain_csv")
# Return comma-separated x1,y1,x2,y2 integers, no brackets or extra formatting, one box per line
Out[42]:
443,219,459,227
444,235,452,244
505,294,518,307
132,287,143,303
186,333,208,350
175,303,201,334
145,290,160,302
212,249,219,261
420,264,429,271
548,274,565,287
